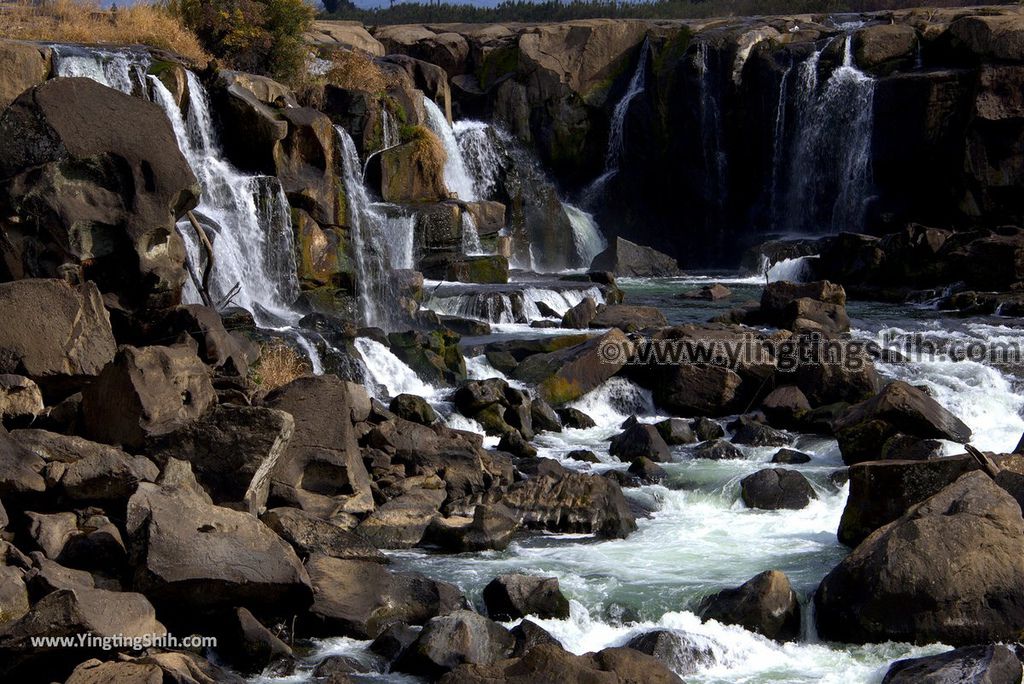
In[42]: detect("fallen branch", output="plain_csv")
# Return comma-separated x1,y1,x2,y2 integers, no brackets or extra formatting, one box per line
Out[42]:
186,210,215,308
965,443,1001,479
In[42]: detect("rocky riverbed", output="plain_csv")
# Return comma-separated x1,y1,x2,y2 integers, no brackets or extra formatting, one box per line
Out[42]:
3,7,1024,684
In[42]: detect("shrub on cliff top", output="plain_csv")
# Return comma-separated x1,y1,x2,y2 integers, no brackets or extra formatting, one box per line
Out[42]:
168,0,314,82
1,0,209,63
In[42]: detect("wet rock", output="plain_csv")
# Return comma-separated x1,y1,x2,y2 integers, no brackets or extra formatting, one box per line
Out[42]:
12,429,158,502
590,304,668,332
497,431,537,458
511,328,631,406
837,454,984,547
145,405,293,513
370,622,419,662
759,385,810,429
881,644,1022,684
0,587,165,680
64,651,244,684
566,449,600,463
0,280,116,400
651,365,742,417
390,393,438,426
629,457,668,483
834,380,972,465
261,507,387,563
381,140,448,202
530,399,562,433
816,471,1024,645
0,375,43,427
395,610,515,678
312,654,365,680
264,376,374,518
624,629,717,675
692,417,725,441
654,418,697,445
591,237,681,277
790,335,881,407
609,423,671,464
483,574,570,621
691,439,743,461
302,554,467,638
562,296,598,329
388,329,467,387
699,570,800,641
879,433,944,461
510,619,560,656
216,607,293,675
740,468,817,510
444,255,510,285
427,504,520,552
356,487,446,549
771,448,812,465
0,79,199,310
125,461,312,627
730,415,791,447
82,345,216,450
556,407,596,429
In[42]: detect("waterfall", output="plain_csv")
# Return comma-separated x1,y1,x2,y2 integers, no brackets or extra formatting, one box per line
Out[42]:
354,337,438,401
769,62,793,225
336,126,416,329
381,109,400,150
52,45,150,95
149,73,300,327
563,203,607,268
423,97,477,201
779,36,874,234
454,121,503,200
697,41,728,210
461,213,484,256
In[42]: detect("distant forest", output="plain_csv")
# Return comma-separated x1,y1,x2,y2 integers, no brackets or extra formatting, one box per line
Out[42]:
320,0,1005,25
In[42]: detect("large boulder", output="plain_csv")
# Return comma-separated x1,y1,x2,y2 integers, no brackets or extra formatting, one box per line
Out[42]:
0,280,116,399
482,574,570,621
590,304,668,332
82,345,216,450
758,281,849,335
651,365,742,417
306,21,386,56
0,78,199,309
834,381,972,465
0,425,45,497
302,554,466,638
125,461,313,628
273,106,345,227
63,652,244,684
355,487,446,549
511,328,631,405
853,24,919,74
590,238,681,277
263,375,374,518
609,423,672,463
261,506,386,563
624,630,718,675
815,471,1024,645
881,644,1023,684
698,570,800,641
145,405,294,514
740,468,816,510
0,40,49,110
394,610,515,678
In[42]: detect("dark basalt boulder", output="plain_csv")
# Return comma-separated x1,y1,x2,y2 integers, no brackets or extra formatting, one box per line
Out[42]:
125,461,313,628
394,610,515,678
0,78,199,310
556,407,597,429
698,570,801,641
651,364,743,417
426,504,520,552
562,296,598,329
0,374,43,428
302,554,467,639
816,471,1024,645
655,418,697,445
881,644,1023,684
730,415,791,447
147,304,258,377
771,448,812,464
510,619,560,657
609,423,672,464
483,574,570,621
0,280,117,400
692,417,725,441
82,344,217,450
590,238,682,277
260,506,387,563
834,381,972,465
390,393,438,425
370,622,419,662
215,607,293,675
759,386,811,429
355,487,446,549
511,328,630,406
625,629,718,675
388,329,467,387
740,468,816,510
530,399,562,433
0,425,46,497
692,439,743,461
589,304,668,332
628,457,669,483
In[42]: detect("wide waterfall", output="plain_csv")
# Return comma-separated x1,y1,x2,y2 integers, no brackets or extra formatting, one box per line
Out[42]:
150,73,301,326
778,35,875,234
423,97,478,201
336,127,416,329
51,45,150,95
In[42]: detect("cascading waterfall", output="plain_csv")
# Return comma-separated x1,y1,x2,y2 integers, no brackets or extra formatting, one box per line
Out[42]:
768,61,794,224
779,35,875,234
461,213,484,256
423,97,478,201
563,203,607,268
336,126,416,329
583,38,651,203
149,73,300,327
697,41,728,210
454,121,503,200
52,45,150,95
380,109,400,150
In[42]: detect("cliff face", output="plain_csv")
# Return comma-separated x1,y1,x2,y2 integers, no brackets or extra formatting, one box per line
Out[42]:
367,8,1024,265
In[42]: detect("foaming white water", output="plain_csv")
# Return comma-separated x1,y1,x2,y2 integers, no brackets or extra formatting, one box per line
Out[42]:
52,46,149,94
423,98,477,201
150,74,300,326
522,286,605,320
563,203,608,268
455,120,503,199
764,255,817,283
354,338,437,401
426,286,604,324
567,377,655,427
858,323,1024,452
461,212,485,255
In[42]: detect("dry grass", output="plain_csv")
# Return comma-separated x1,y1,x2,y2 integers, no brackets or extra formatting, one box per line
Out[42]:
251,340,311,391
1,0,210,64
296,47,403,106
406,124,447,195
